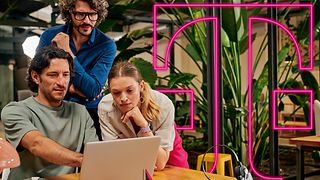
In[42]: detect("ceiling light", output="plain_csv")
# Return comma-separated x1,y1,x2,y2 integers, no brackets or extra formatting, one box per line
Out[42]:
22,35,40,59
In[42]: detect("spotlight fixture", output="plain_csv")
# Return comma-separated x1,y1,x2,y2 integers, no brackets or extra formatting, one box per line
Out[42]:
22,35,40,59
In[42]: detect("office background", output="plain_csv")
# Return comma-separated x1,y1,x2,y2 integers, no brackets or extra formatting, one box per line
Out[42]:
1,0,320,179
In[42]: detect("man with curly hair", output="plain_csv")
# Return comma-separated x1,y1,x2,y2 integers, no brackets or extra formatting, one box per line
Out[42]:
37,0,116,140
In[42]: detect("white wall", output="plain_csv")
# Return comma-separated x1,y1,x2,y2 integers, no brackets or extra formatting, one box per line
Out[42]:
0,65,14,111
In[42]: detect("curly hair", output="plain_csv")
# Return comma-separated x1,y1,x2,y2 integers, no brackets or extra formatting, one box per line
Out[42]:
59,0,109,25
27,45,74,93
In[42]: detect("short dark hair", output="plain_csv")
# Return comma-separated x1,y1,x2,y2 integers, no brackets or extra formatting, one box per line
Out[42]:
27,45,74,93
59,0,109,25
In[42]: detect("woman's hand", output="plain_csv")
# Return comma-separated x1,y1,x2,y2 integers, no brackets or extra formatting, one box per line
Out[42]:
121,106,148,128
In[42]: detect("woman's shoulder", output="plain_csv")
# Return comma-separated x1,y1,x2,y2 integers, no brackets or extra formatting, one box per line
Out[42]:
98,94,122,123
98,93,117,113
151,90,174,107
151,90,170,102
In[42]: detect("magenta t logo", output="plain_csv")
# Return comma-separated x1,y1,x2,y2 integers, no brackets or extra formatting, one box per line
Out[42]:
153,3,314,180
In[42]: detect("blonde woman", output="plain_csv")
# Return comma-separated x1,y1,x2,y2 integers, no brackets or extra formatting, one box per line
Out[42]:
98,62,188,170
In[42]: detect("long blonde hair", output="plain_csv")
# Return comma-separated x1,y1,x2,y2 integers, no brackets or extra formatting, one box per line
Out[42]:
108,62,160,121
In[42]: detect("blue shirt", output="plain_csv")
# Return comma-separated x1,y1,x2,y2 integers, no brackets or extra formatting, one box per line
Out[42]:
37,24,116,109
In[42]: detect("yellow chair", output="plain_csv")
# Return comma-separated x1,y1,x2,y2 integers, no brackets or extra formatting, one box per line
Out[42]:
196,153,234,177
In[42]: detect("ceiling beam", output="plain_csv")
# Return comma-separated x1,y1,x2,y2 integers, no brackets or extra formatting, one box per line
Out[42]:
0,36,26,43
0,19,48,27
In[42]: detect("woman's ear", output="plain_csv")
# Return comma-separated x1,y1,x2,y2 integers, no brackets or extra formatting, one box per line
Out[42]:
140,80,145,91
31,71,39,84
106,81,111,92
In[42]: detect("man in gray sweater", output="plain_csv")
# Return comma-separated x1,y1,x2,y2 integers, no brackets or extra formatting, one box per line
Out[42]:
1,45,98,180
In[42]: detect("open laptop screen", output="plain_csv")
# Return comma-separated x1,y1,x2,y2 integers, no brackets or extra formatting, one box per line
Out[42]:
80,136,161,180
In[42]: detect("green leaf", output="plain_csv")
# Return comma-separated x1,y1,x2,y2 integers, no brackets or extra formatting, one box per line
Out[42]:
128,28,153,40
221,0,246,42
278,44,290,63
98,20,118,32
279,78,304,89
253,65,268,102
91,0,146,33
114,46,152,62
222,6,237,42
237,6,248,41
116,34,134,51
111,0,138,6
279,79,306,106
131,58,158,86
186,44,201,61
116,28,164,51
167,73,196,88
300,71,320,99
164,0,205,17
238,33,256,54
299,0,320,40
292,60,320,73
176,101,191,117
221,28,230,47
315,20,320,40
303,104,310,123
223,84,233,102
253,45,290,102
279,101,284,112
288,94,307,107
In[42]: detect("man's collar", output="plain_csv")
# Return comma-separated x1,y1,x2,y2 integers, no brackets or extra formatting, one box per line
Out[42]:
88,28,96,46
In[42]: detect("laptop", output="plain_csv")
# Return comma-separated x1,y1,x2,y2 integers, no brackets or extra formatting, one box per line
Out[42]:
80,136,161,180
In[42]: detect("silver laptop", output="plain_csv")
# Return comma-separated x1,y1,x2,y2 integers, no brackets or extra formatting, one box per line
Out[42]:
80,136,161,180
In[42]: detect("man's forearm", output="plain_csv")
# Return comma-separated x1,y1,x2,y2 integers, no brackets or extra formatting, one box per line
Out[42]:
69,84,86,98
30,138,83,167
138,131,169,170
21,131,83,167
155,147,170,170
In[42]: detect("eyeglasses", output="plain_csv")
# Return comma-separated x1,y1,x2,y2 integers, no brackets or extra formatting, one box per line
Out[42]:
72,11,98,21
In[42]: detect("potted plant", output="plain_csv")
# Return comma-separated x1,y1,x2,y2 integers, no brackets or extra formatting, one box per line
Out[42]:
102,0,320,170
